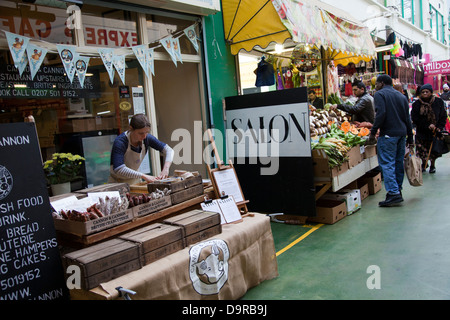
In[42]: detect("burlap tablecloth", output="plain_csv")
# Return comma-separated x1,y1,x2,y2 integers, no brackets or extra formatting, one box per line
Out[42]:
71,213,278,300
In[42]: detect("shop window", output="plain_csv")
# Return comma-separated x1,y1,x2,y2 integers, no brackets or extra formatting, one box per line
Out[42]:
145,14,199,55
0,1,148,189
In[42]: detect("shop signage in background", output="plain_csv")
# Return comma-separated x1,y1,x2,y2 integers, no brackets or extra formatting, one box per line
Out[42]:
423,59,450,76
0,122,69,300
225,88,316,216
0,64,101,99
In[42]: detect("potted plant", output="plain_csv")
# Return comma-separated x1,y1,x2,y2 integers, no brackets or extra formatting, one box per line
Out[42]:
43,152,86,196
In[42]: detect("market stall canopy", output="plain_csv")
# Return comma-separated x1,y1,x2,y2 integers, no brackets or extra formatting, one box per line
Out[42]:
222,0,376,64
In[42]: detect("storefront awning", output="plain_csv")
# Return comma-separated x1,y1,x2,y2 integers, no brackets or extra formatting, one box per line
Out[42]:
222,0,376,63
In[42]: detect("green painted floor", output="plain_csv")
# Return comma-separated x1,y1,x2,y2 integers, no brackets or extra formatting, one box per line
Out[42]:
242,154,450,300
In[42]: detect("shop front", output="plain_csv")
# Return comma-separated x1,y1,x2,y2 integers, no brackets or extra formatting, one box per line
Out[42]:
423,58,450,93
0,0,218,192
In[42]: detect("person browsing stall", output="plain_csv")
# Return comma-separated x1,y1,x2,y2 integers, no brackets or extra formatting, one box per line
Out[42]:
366,75,414,207
331,81,375,123
308,90,324,109
109,114,174,185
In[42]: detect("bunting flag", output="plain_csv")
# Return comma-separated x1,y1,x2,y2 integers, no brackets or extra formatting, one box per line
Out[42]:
132,44,150,78
146,48,155,76
113,54,126,85
16,51,28,76
4,22,199,84
57,44,77,83
160,35,177,66
184,25,199,52
26,44,48,80
98,48,115,84
172,37,183,63
74,55,90,87
5,31,30,67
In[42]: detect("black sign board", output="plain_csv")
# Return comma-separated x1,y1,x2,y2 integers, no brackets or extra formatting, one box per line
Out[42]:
225,87,316,216
0,64,101,99
0,122,68,300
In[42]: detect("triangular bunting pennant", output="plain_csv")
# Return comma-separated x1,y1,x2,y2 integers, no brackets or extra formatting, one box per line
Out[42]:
172,37,183,63
184,25,199,52
26,44,48,80
146,48,155,76
98,48,115,84
5,31,30,67
160,35,177,66
57,44,77,83
113,54,126,85
16,51,28,76
132,44,150,78
74,55,90,87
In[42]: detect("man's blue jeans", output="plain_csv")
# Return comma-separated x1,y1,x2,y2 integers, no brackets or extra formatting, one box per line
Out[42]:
376,135,406,195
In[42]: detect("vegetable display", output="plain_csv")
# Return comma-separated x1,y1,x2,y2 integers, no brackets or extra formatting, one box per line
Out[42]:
310,108,349,137
312,123,368,168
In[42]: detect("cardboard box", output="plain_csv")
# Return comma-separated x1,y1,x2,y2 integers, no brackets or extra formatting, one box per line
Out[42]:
361,171,382,195
321,189,361,215
163,210,222,246
131,195,172,218
62,238,141,290
308,199,347,224
344,180,370,201
53,208,134,236
313,156,349,178
119,223,185,266
363,145,377,159
71,118,96,132
347,145,364,168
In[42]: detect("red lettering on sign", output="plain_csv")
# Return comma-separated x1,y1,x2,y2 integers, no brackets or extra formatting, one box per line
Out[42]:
1,16,16,33
131,32,137,46
119,31,129,46
36,20,51,38
97,29,107,46
64,26,73,38
109,30,118,46
19,18,34,37
85,27,95,45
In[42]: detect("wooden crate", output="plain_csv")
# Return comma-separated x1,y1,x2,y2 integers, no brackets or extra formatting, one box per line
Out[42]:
147,175,202,193
119,223,185,265
130,195,172,218
53,209,134,236
163,210,221,245
75,183,130,196
148,176,204,205
62,238,141,290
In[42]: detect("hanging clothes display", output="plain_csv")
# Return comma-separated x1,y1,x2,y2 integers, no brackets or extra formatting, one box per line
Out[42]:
255,56,275,87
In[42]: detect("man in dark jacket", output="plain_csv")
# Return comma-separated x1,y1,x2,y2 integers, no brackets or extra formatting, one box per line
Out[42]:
367,74,414,207
331,81,375,123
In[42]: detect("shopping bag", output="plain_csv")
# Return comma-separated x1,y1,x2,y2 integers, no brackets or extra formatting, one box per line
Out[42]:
404,149,423,187
431,134,449,156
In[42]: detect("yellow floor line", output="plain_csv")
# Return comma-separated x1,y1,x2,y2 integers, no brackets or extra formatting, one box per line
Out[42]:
276,224,324,257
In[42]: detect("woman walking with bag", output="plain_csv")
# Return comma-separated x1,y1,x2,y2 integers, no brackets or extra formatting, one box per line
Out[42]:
411,84,448,173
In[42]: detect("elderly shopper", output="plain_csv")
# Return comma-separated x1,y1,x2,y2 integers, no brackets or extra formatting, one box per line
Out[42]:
411,84,448,174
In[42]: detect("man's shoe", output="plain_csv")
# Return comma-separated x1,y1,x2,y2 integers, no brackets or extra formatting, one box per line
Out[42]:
429,166,436,174
379,193,404,207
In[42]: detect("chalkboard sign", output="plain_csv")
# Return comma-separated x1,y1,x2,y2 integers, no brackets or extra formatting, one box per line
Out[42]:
0,122,69,300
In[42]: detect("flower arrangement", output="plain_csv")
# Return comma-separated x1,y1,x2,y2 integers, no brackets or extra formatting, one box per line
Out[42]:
43,153,85,185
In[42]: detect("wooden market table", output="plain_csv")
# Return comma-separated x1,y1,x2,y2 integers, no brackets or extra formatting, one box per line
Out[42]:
69,213,278,300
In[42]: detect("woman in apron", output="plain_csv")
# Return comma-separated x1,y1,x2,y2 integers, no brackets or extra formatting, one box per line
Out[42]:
109,114,174,185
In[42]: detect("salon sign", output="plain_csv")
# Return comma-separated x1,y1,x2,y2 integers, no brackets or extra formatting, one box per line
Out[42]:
423,59,450,76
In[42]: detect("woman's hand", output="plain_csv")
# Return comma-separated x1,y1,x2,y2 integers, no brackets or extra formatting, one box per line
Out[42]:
142,174,157,183
158,167,169,180
429,124,436,132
